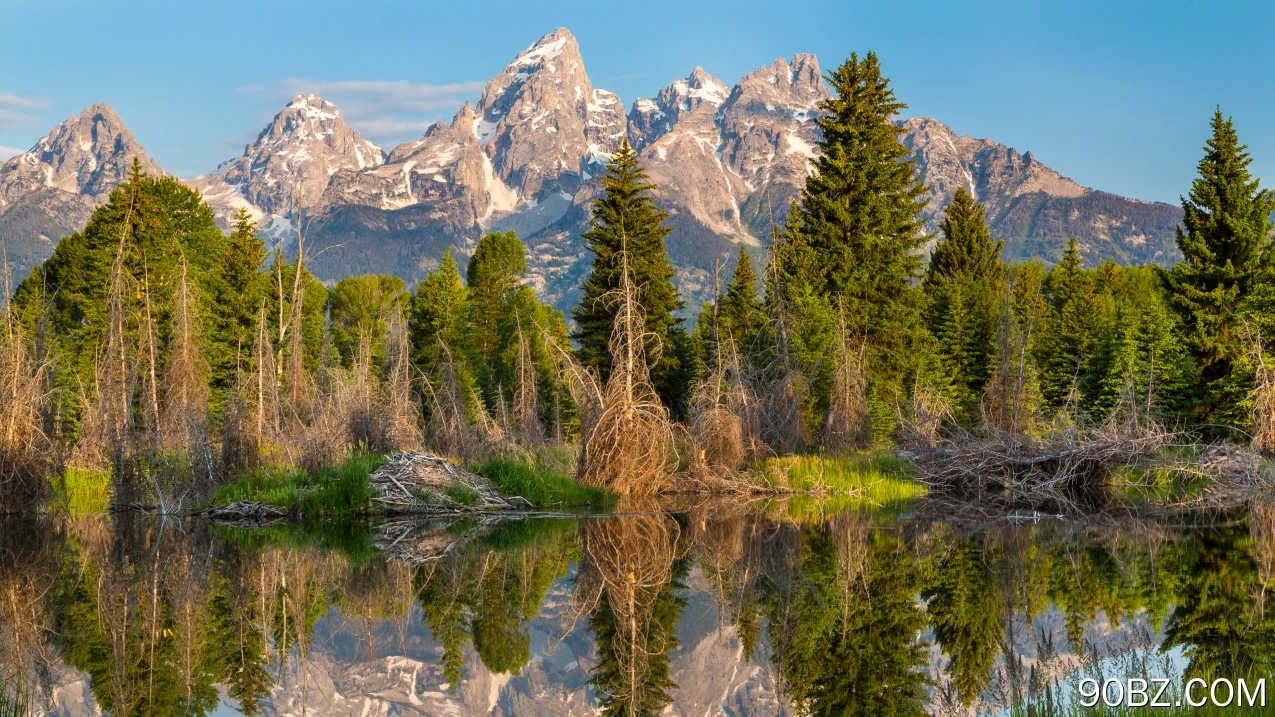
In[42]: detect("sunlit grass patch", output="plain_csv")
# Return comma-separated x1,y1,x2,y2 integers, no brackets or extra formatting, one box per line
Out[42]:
51,468,111,514
474,456,613,507
757,452,925,497
212,452,385,516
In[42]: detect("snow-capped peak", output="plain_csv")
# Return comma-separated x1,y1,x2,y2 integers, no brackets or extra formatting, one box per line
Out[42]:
509,27,572,70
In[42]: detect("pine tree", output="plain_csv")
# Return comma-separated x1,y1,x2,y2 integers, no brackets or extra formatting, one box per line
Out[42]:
1163,109,1275,423
775,52,930,430
12,159,227,431
571,138,688,410
924,187,1004,418
409,248,470,371
212,209,268,388
1036,239,1107,411
719,245,763,347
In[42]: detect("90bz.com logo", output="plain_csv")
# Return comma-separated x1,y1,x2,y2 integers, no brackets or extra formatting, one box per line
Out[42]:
1078,678,1266,708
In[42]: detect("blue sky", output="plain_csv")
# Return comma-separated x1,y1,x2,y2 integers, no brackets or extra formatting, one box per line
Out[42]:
1,0,1272,204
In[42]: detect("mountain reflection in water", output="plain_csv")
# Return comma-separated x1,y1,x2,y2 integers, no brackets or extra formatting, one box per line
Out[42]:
2,502,1274,716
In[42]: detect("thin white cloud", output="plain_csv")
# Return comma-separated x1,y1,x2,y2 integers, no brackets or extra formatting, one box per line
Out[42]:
0,145,25,161
239,79,486,148
0,91,49,132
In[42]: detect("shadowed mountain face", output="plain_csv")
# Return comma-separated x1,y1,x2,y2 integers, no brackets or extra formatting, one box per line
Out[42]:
3,28,1184,311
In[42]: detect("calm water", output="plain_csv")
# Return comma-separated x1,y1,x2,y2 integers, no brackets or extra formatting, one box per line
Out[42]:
2,500,1274,716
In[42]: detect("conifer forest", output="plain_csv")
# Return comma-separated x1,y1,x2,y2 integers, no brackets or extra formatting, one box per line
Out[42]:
4,51,1275,717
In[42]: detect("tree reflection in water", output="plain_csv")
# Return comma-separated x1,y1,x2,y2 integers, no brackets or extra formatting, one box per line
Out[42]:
1,506,1274,715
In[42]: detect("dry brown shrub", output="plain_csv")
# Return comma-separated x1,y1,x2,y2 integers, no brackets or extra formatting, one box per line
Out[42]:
424,342,478,460
823,305,871,450
576,255,675,497
1247,328,1275,455
896,376,955,450
0,258,56,508
376,316,422,452
690,339,766,474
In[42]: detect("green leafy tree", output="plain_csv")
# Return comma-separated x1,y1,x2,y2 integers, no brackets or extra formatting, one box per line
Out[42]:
571,138,689,412
924,187,1005,420
328,274,410,368
1162,109,1275,425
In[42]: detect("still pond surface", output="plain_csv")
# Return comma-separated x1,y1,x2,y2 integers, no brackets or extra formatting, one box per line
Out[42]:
3,498,1274,716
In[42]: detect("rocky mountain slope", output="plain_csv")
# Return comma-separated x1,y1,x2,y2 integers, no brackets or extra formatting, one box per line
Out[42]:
3,28,1185,312
901,117,1182,267
0,103,163,285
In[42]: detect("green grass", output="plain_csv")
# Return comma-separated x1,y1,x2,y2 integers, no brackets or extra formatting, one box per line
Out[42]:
757,452,926,500
211,453,384,516
474,457,613,507
51,467,111,514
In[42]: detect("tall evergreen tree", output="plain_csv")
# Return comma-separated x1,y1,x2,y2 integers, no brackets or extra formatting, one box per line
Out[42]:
1036,240,1107,411
774,52,931,431
409,248,471,371
1163,109,1275,422
212,209,268,382
719,245,763,346
924,187,1005,418
12,159,227,426
571,138,688,410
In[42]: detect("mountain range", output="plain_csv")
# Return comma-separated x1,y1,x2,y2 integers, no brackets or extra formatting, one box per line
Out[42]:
0,28,1184,311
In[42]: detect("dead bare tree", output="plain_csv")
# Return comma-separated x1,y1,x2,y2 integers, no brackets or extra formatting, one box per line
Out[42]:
0,244,55,509
757,226,805,453
377,313,422,452
424,341,477,460
511,323,543,445
822,302,871,451
1247,326,1275,455
576,242,675,497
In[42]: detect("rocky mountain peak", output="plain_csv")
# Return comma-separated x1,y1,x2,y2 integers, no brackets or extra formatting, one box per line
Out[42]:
0,102,162,206
468,27,618,200
190,94,385,229
627,67,731,151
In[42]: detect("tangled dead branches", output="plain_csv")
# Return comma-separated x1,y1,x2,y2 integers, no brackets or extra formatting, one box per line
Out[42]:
575,250,675,496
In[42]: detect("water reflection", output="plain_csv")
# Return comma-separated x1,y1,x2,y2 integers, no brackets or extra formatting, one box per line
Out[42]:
3,502,1275,716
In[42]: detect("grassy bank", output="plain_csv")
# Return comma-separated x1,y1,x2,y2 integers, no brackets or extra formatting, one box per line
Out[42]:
209,450,611,516
50,468,111,514
756,452,926,499
473,456,612,508
211,453,383,516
